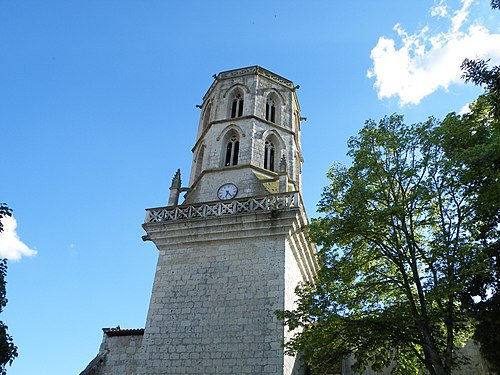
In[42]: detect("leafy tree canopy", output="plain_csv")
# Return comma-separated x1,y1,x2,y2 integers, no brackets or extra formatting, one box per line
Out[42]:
279,114,491,375
461,58,500,122
461,3,500,126
0,204,12,234
0,204,17,375
439,94,500,371
458,4,500,367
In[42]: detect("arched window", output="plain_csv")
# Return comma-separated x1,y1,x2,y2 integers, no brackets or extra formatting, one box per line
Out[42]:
202,103,212,130
265,97,276,123
264,140,275,171
225,134,239,166
231,93,244,118
195,146,204,179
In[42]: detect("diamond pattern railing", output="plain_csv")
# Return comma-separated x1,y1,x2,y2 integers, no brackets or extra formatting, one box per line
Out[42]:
144,192,300,223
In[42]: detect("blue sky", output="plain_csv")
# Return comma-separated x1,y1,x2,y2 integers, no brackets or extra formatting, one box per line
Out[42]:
1,1,499,374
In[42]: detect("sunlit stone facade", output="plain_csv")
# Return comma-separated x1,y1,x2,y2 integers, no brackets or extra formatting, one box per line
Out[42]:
81,66,318,375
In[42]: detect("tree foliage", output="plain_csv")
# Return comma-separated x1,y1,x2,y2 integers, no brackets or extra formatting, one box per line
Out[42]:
461,2,500,124
279,115,488,375
458,4,500,367
461,58,500,121
440,95,499,232
0,204,12,234
0,261,17,375
439,95,500,371
0,204,17,375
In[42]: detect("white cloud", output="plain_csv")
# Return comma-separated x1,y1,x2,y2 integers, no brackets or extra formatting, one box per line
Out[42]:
0,216,37,261
431,0,448,18
459,103,471,114
368,0,500,105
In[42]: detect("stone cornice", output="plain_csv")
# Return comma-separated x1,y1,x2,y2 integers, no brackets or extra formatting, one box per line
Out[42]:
203,66,295,101
227,66,293,88
143,207,302,245
220,66,294,88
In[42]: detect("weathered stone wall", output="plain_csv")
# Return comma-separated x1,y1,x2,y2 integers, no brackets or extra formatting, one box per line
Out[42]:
184,166,275,204
341,340,493,375
186,116,299,203
451,341,493,375
138,207,316,375
188,66,302,198
80,330,143,375
283,241,307,374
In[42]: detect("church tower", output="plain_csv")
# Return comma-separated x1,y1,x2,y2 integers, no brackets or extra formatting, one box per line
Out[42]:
81,66,318,375
138,66,318,375
168,66,306,206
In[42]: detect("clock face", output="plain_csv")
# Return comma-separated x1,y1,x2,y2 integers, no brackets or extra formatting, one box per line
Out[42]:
217,183,238,200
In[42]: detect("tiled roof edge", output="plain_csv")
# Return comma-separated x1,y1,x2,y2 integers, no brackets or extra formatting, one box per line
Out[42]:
102,327,145,337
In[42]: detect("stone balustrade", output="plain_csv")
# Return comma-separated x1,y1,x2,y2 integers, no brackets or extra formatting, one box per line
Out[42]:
144,192,300,223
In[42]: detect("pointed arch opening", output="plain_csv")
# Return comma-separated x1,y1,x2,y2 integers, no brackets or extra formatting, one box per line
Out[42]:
229,89,244,118
264,139,276,171
264,91,281,124
223,131,240,167
265,97,276,123
202,102,212,130
263,132,285,172
194,145,205,179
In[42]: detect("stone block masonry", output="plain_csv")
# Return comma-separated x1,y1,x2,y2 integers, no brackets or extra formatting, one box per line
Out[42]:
137,207,317,375
80,328,144,375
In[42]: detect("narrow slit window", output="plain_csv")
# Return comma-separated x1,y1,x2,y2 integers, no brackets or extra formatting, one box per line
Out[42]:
231,100,237,118
265,98,276,123
225,135,240,166
231,93,244,118
203,104,212,130
225,143,232,166
264,140,275,171
195,147,204,178
233,140,239,165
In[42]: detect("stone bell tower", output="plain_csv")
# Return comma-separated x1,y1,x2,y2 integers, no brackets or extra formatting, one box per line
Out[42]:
168,66,307,206
138,66,318,375
80,66,318,375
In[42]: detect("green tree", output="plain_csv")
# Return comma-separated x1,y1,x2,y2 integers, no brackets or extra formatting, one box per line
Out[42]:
0,204,17,375
461,58,500,121
0,204,12,234
442,94,500,370
439,95,499,250
279,115,485,375
459,4,500,367
461,2,500,122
